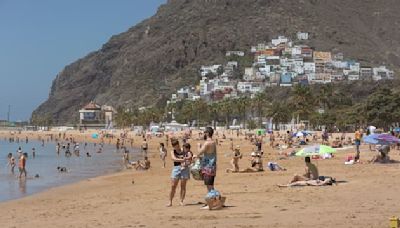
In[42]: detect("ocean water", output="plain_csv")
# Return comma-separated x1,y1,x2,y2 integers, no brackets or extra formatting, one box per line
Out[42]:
0,139,140,202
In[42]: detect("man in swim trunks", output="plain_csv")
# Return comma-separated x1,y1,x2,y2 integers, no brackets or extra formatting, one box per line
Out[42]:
196,127,217,192
18,153,27,179
291,156,318,183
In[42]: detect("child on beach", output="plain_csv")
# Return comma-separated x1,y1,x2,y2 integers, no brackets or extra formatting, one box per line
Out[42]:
7,153,16,173
159,143,167,168
181,143,193,171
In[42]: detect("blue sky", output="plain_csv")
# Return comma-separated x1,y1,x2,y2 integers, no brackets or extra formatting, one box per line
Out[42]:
0,0,166,121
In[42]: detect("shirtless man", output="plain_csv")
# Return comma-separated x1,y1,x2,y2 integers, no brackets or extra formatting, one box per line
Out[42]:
291,156,319,183
195,127,217,193
18,153,27,179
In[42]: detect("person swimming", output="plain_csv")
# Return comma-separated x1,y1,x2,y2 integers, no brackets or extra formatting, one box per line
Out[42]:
57,166,67,172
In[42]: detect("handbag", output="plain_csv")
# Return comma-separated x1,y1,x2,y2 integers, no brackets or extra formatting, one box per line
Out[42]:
190,158,203,180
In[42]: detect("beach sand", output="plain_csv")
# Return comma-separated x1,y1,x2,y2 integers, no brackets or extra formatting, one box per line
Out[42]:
0,130,399,228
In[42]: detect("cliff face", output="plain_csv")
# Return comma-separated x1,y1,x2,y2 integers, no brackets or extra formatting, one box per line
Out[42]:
33,0,400,123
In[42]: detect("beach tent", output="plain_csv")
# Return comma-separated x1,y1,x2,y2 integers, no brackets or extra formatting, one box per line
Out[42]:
91,133,99,139
296,145,336,157
256,129,265,136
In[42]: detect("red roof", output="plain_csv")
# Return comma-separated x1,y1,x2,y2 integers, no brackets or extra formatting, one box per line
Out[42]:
83,101,101,110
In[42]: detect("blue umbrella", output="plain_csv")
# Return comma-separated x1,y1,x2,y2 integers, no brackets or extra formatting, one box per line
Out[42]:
363,134,380,144
363,134,398,145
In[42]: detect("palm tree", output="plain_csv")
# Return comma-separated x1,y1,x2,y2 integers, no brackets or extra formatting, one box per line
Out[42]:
318,84,333,110
267,101,291,130
234,96,251,128
217,99,233,129
252,93,267,128
208,102,219,129
290,85,315,121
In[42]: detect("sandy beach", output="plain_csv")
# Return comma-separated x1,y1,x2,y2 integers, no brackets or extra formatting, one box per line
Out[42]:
0,130,399,228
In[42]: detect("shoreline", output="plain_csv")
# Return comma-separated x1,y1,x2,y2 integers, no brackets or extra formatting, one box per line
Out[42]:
0,130,137,203
0,130,399,227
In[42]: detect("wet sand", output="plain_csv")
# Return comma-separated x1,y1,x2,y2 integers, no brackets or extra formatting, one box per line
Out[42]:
0,130,399,228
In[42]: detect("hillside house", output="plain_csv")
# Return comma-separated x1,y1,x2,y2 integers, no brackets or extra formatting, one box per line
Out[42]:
237,82,265,94
200,65,222,77
280,72,293,87
272,36,290,47
297,32,309,40
360,67,373,80
373,66,394,80
226,51,245,57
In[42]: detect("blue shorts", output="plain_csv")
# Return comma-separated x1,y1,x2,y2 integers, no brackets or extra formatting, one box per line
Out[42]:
171,166,190,180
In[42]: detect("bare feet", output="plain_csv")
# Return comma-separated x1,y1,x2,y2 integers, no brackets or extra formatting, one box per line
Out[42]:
166,202,172,207
179,201,185,206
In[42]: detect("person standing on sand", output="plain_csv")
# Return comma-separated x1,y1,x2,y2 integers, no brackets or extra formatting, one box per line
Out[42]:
354,129,362,162
18,153,27,179
159,143,167,168
226,146,241,173
195,127,217,193
167,139,189,207
142,138,148,157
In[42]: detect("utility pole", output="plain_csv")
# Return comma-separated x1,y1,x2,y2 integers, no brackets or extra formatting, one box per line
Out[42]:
7,105,10,122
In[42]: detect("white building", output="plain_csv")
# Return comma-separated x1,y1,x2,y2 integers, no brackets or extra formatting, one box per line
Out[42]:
271,36,289,46
304,62,315,73
237,82,265,94
226,51,245,57
373,66,394,80
347,72,360,81
200,65,221,77
297,32,309,40
243,67,256,81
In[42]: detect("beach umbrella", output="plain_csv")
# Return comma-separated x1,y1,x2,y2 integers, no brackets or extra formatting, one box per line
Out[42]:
295,132,304,137
363,134,399,145
295,145,336,157
363,134,380,144
375,134,400,144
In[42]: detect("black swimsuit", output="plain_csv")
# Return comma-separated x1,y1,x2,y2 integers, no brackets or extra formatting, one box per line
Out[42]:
173,149,184,166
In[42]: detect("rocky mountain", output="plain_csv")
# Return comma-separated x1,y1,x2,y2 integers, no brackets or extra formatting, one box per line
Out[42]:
33,0,400,123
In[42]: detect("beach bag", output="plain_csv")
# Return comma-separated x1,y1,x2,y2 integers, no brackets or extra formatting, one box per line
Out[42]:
205,190,225,210
190,159,203,180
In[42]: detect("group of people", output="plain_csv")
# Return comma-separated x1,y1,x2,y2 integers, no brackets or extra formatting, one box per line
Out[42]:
167,127,217,209
7,149,27,179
